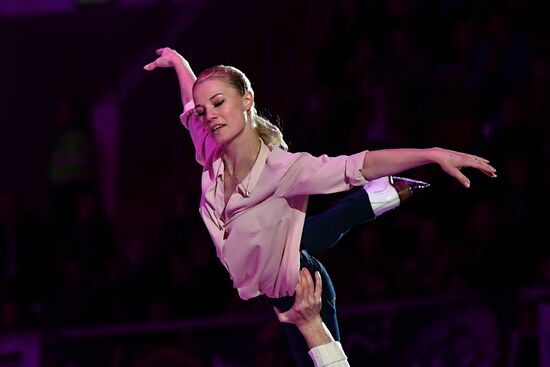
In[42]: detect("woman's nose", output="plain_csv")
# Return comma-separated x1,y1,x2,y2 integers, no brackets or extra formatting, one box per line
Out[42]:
206,108,217,121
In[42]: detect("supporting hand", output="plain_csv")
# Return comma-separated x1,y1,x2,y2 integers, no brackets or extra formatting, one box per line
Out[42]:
275,268,323,327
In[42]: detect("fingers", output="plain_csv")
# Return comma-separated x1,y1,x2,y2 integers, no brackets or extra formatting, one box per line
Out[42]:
299,267,321,298
443,151,498,188
274,306,284,321
467,156,497,182
479,166,498,178
469,155,497,176
295,270,304,299
300,268,322,317
144,48,171,71
296,268,318,313
143,61,156,71
470,154,490,163
301,268,313,299
446,166,471,188
275,268,323,325
314,270,322,301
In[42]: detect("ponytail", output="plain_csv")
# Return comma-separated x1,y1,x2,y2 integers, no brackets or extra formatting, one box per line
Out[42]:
252,110,288,151
196,64,288,151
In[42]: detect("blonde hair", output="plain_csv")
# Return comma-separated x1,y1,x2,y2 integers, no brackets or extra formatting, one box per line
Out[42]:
194,65,288,151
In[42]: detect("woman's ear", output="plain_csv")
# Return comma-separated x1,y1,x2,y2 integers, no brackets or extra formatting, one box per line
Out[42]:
243,91,254,111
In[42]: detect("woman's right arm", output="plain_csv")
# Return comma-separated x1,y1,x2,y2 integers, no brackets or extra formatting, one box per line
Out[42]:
144,47,216,166
144,47,195,108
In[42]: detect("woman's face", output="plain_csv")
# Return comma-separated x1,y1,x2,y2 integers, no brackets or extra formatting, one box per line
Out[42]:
193,78,253,145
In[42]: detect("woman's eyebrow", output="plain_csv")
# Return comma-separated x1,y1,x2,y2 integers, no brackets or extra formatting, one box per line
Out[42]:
209,93,223,100
195,93,223,108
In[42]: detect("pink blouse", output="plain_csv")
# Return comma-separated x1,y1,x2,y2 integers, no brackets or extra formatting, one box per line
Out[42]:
181,107,368,299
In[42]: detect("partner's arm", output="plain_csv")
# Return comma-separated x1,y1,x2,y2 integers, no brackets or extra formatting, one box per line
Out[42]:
276,268,350,367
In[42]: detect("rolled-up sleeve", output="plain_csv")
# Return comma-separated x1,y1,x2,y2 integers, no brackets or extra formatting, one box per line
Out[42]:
308,342,350,367
277,150,368,197
179,101,219,167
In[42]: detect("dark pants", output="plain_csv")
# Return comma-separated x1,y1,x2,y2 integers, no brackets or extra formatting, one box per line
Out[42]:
259,188,376,366
302,188,376,255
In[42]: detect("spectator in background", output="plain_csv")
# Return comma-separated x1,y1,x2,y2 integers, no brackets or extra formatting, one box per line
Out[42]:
66,190,113,274
0,289,31,333
43,255,95,326
254,319,294,367
48,98,96,243
159,191,203,258
0,192,49,303
401,216,453,295
346,225,395,302
113,235,159,322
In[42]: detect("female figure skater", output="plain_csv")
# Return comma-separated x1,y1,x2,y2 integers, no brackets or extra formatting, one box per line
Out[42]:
144,47,496,366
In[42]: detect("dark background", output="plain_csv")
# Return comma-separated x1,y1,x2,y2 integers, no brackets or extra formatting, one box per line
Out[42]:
1,0,549,366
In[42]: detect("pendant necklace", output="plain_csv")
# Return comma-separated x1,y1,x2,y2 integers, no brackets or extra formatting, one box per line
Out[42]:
225,143,261,198
225,168,252,198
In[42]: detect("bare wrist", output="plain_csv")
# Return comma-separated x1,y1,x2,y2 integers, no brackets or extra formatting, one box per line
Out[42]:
296,316,323,332
296,318,334,349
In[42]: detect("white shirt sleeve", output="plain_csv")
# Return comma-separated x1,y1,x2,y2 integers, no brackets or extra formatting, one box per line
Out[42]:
308,341,350,367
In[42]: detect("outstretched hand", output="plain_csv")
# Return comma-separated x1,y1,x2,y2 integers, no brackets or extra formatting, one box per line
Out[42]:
143,47,196,105
275,268,323,327
143,47,186,71
433,147,497,188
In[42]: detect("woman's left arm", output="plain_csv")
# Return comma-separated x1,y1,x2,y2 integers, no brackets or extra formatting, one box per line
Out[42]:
361,147,497,188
